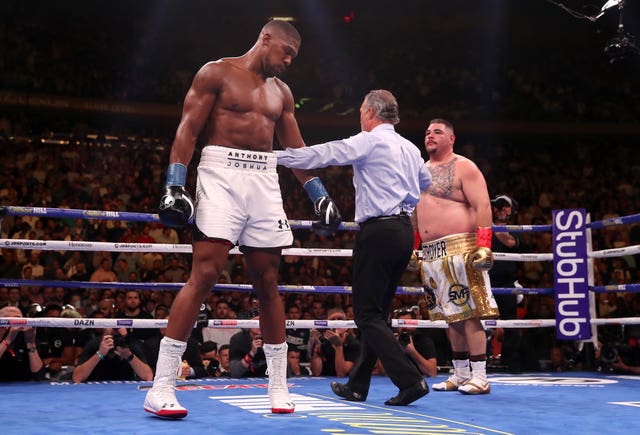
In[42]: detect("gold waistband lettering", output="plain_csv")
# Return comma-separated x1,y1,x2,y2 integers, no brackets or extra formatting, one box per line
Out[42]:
422,233,477,260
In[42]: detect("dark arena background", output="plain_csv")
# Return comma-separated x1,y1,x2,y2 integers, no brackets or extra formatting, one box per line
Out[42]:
1,1,639,434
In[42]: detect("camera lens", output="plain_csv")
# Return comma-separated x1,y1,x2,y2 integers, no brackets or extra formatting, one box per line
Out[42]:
113,332,128,348
398,332,411,346
600,345,618,363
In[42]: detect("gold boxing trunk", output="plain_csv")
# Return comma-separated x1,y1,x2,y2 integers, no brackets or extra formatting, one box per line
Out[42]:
420,233,499,323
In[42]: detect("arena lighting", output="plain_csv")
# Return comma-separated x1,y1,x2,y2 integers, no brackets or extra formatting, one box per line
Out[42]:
545,0,622,22
546,0,639,63
601,1,640,64
593,0,623,21
604,24,640,63
269,16,295,22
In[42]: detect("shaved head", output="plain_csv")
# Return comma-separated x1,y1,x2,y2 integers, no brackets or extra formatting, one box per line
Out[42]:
261,19,300,43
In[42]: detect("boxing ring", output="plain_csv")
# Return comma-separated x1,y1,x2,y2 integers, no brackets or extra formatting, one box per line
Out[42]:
1,206,640,434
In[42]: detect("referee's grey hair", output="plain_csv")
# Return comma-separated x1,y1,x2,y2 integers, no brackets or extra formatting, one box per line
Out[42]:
364,89,400,125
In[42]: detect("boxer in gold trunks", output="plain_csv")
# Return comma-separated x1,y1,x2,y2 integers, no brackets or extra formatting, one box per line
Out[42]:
413,118,498,395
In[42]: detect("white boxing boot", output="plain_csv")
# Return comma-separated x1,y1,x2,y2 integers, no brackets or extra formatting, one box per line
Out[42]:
433,359,471,391
264,342,294,413
144,337,188,418
458,360,491,395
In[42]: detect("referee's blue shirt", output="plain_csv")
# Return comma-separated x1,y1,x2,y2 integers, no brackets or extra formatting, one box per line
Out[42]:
275,124,432,223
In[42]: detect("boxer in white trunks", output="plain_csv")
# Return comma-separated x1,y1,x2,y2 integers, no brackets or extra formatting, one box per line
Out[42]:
144,20,341,419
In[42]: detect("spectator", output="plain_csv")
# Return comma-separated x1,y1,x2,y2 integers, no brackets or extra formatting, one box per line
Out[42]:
163,255,188,283
113,290,158,342
285,303,310,362
287,345,311,376
69,262,91,281
153,304,169,320
201,300,241,348
114,258,135,282
90,258,118,282
0,306,46,381
72,327,153,383
22,252,45,279
228,319,269,378
217,344,231,377
152,226,180,245
610,356,640,374
0,249,22,279
393,308,438,378
36,304,86,380
308,308,360,377
489,194,523,371
199,340,221,377
96,297,115,318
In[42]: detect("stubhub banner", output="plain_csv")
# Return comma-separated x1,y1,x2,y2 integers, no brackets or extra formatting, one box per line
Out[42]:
552,209,591,340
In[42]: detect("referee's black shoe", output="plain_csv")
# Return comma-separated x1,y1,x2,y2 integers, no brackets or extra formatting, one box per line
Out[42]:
330,381,367,402
384,379,429,406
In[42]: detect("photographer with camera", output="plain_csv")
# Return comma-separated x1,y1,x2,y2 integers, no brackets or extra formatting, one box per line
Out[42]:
309,308,360,377
489,194,525,371
229,317,271,378
72,327,153,383
610,357,640,374
36,304,89,381
393,308,438,378
596,338,640,374
199,341,220,377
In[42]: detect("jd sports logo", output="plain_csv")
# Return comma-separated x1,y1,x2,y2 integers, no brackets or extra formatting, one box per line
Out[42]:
278,219,290,230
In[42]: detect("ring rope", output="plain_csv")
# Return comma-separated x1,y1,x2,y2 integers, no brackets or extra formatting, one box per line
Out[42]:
3,317,638,330
0,239,556,263
0,317,569,329
492,252,553,262
589,244,640,258
3,205,640,342
0,239,354,257
0,278,554,296
590,284,640,293
10,205,639,232
0,206,360,231
587,212,640,229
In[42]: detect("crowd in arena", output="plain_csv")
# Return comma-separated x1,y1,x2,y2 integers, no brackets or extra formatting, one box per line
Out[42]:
1,133,639,380
2,1,639,127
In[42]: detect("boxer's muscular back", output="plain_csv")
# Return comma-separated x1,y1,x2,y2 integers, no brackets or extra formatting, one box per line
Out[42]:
415,155,477,242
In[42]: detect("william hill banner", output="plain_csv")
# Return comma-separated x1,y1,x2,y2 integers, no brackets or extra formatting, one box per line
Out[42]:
552,209,591,340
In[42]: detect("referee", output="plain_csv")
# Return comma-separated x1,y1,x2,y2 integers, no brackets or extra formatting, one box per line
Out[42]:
275,89,432,406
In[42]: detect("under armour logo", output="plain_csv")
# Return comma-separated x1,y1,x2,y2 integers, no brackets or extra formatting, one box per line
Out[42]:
278,219,290,230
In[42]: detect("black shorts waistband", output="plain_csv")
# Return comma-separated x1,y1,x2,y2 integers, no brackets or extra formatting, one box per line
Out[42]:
360,213,409,226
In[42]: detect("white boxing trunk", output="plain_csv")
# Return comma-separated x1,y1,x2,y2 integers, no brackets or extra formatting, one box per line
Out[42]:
195,145,293,249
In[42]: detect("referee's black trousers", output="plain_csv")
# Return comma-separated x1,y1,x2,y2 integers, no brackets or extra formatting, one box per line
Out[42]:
348,215,424,394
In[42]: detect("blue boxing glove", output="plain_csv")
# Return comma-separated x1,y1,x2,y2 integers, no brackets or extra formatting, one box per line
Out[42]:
304,177,341,237
158,163,194,228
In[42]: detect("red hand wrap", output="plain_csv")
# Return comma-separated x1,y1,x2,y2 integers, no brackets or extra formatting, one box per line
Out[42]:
413,231,422,250
476,227,492,249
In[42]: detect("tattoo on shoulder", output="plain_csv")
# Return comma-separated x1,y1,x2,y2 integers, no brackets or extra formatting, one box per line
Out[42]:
427,157,457,198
